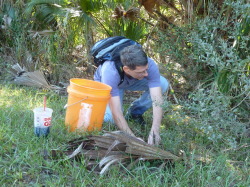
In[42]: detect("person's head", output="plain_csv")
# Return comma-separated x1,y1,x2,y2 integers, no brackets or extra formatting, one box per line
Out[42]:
120,45,148,80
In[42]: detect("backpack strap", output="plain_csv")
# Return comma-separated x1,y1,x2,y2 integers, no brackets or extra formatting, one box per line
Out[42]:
114,62,125,86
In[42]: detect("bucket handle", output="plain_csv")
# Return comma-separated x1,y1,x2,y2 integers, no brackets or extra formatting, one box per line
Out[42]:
64,97,88,109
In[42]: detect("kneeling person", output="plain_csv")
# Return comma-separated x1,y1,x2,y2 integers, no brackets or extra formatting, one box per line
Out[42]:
94,45,169,145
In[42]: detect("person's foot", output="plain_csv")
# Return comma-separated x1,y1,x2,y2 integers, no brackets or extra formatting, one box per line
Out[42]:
126,114,146,126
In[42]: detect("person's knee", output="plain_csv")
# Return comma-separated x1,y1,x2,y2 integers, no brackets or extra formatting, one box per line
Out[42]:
104,105,115,124
160,76,169,93
104,113,115,124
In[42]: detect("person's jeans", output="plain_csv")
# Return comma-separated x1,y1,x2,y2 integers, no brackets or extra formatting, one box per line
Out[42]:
104,76,169,123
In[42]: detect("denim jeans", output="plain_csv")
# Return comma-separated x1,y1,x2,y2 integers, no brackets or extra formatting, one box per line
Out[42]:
104,76,169,123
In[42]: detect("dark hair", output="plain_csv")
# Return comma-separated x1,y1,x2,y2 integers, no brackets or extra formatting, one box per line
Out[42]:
120,45,148,70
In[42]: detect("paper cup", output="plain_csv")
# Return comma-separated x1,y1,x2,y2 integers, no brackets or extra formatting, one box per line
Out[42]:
33,107,53,137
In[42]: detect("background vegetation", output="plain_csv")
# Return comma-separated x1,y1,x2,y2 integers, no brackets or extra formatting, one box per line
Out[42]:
0,0,249,186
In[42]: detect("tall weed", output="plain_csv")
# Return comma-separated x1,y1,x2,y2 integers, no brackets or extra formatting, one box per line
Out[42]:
159,3,249,88
158,1,249,148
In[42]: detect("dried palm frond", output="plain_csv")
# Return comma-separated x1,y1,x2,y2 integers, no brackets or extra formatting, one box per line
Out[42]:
10,63,65,93
13,70,50,89
49,131,248,174
11,63,27,73
112,6,140,20
52,131,182,175
112,6,125,19
123,7,140,20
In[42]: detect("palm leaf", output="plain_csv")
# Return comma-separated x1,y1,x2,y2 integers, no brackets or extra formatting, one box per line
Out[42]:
51,131,182,175
13,70,50,89
10,63,64,93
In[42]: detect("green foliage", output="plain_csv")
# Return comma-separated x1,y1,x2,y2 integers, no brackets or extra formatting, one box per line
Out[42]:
86,0,147,41
157,0,249,107
217,69,236,94
78,0,103,13
25,0,71,30
155,1,249,156
185,89,247,146
0,2,25,47
103,18,147,41
0,3,16,19
189,5,250,110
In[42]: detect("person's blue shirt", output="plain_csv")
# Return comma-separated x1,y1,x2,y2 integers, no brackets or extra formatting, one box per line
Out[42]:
94,57,161,97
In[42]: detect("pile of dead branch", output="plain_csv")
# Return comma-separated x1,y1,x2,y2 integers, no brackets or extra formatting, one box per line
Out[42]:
51,131,182,175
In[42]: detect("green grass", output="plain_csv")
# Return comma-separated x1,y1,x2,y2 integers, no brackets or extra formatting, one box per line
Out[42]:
0,83,249,186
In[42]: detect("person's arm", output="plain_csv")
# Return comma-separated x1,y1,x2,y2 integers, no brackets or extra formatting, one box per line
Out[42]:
148,87,163,145
109,96,135,136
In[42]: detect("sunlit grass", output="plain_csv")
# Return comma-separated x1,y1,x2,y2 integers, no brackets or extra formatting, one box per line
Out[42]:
0,83,249,186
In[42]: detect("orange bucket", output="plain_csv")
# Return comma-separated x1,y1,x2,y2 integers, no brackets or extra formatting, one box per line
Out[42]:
65,78,111,132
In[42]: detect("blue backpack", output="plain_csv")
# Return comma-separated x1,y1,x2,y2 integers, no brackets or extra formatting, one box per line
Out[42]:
90,36,140,83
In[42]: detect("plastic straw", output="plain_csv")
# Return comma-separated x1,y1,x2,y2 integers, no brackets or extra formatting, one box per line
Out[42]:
44,96,46,111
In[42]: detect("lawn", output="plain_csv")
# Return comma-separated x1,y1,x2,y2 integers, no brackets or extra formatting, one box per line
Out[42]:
0,83,249,186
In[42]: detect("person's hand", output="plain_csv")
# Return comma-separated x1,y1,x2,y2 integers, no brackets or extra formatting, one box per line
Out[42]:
147,129,161,145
